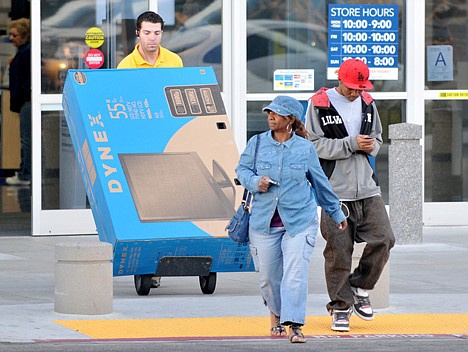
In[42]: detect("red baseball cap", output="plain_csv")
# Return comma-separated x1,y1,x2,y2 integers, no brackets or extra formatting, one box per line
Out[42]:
338,59,374,90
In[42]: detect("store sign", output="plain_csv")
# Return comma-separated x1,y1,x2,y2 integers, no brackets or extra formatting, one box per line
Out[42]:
427,45,453,82
273,69,315,91
327,4,399,81
84,49,104,69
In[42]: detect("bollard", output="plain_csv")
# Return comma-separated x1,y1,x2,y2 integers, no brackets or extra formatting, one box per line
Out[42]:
389,123,423,244
352,243,389,309
55,241,113,315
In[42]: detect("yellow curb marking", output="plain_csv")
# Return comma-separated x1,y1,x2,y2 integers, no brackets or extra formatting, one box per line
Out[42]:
54,314,468,339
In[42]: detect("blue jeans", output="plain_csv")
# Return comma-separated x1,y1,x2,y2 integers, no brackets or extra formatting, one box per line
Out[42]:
248,221,318,325
18,101,31,181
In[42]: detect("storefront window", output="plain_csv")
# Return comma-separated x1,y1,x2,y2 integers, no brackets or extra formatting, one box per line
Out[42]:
41,110,89,210
425,1,468,202
41,0,148,93
160,0,222,87
425,0,468,90
40,0,221,94
425,100,468,202
246,0,406,93
245,0,405,203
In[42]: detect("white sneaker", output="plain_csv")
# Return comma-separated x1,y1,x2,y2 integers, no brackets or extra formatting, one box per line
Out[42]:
351,286,374,320
5,172,30,186
331,308,352,332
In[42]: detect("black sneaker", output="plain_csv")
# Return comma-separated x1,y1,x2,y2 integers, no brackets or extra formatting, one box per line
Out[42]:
331,308,352,332
351,287,374,320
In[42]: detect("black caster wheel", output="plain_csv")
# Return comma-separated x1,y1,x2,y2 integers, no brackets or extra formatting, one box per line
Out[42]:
134,274,153,296
199,272,217,294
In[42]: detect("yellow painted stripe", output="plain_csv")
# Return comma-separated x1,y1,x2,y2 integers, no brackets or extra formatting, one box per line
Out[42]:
53,314,468,339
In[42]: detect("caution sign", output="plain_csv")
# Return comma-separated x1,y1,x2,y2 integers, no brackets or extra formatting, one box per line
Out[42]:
84,49,105,69
85,27,105,48
439,91,468,99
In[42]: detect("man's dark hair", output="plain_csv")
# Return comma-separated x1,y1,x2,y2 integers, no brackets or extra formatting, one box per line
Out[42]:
136,11,165,31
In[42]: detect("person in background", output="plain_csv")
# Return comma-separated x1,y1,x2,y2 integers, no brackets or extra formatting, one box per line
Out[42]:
6,18,31,186
305,58,395,332
236,96,347,343
118,11,183,288
117,11,183,68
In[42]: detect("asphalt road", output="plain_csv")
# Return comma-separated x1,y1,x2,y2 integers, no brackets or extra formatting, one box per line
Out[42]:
1,336,468,352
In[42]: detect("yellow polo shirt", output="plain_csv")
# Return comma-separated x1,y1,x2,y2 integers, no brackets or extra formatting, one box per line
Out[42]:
117,44,183,68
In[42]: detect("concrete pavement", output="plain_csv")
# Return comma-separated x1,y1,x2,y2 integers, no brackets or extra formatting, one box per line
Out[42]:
0,226,467,348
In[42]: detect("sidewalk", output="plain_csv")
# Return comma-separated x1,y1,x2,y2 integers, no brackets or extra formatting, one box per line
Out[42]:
0,226,467,343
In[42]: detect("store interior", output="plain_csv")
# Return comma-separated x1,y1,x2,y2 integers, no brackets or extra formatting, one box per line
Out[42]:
0,0,31,236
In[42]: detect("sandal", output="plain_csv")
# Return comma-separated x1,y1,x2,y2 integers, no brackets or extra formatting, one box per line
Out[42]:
289,324,306,343
270,312,287,337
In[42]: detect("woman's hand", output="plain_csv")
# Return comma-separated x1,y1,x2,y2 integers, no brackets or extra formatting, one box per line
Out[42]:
258,176,272,193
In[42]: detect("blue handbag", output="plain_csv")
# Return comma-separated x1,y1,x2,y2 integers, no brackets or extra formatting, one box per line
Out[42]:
226,135,260,243
226,189,252,243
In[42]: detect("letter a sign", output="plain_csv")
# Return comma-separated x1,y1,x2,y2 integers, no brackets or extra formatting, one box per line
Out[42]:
427,45,453,82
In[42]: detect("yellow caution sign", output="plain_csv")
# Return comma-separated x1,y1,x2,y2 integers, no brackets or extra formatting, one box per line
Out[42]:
85,27,105,48
439,91,468,99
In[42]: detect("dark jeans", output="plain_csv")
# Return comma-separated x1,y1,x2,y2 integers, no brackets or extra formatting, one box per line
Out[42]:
320,196,395,312
18,101,31,181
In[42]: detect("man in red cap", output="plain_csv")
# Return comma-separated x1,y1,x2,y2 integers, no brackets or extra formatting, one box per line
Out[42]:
305,58,395,332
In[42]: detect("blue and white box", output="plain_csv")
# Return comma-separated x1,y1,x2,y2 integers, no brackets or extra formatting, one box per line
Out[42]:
62,67,253,279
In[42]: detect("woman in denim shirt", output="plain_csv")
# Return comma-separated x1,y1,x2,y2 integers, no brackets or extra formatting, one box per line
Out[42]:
236,96,347,343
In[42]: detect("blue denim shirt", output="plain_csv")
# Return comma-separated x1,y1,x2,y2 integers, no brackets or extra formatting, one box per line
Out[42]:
236,131,346,236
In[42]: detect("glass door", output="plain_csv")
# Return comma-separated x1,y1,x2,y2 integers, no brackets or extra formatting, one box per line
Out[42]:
33,0,149,235
32,0,225,235
424,0,468,225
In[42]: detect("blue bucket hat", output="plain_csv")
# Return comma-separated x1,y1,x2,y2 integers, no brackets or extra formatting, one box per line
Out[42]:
262,95,304,119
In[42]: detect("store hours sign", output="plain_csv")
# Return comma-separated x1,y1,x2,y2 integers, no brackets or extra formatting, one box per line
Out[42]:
328,4,399,81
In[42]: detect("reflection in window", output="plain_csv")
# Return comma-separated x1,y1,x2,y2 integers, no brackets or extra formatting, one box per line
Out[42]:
425,100,468,202
425,1,468,202
41,111,89,210
162,0,222,86
41,0,148,93
425,0,468,89
41,111,90,210
203,45,221,64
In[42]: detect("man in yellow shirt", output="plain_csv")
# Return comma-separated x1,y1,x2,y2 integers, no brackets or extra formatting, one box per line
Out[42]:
118,12,182,290
117,11,183,68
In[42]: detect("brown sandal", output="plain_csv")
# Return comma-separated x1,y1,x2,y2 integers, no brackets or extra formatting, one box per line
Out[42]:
289,324,306,343
270,312,287,337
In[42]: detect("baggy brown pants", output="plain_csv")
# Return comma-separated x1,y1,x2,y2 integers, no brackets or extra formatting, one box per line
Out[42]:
320,195,395,312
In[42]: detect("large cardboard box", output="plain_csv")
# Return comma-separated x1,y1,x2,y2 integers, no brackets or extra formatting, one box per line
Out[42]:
62,67,253,278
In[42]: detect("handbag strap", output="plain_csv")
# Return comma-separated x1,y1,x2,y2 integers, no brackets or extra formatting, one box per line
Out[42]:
252,134,260,174
241,188,251,207
242,135,261,209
